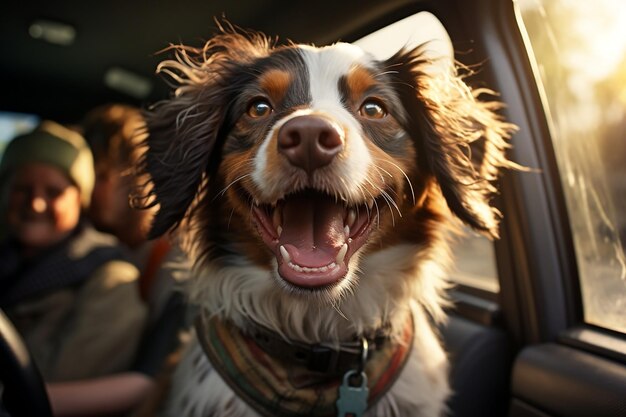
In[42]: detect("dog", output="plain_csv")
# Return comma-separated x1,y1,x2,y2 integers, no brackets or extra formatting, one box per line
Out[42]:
139,24,517,417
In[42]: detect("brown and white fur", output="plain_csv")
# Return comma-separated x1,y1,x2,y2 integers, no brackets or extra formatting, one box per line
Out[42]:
140,25,516,417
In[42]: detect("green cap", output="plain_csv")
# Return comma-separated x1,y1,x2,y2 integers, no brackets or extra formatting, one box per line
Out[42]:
0,121,95,207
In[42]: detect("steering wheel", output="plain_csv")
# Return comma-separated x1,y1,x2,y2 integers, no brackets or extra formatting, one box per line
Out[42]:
0,309,53,417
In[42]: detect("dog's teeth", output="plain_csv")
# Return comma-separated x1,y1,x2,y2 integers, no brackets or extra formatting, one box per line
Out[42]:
344,225,350,237
277,225,283,237
346,209,356,228
336,243,348,264
280,245,291,263
254,199,260,206
368,199,375,209
287,261,338,273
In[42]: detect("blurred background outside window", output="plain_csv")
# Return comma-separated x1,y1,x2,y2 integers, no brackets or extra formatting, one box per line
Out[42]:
0,111,39,156
519,0,626,333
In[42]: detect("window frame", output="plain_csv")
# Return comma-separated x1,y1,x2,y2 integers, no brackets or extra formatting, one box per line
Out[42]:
491,0,625,357
443,0,583,345
515,0,626,337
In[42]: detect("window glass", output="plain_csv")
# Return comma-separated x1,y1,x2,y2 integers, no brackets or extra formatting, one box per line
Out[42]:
519,0,626,333
450,232,499,293
0,111,39,157
355,12,500,293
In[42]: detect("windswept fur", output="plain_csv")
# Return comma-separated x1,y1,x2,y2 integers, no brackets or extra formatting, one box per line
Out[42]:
385,47,518,237
139,25,517,417
142,29,273,238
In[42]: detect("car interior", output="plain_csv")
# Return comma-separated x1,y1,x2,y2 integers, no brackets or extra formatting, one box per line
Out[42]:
1,0,625,416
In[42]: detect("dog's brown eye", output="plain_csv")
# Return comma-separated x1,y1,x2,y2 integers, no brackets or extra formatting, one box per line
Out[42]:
247,100,273,118
359,99,387,119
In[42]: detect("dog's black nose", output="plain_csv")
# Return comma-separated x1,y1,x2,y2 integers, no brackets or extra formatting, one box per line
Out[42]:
277,116,343,174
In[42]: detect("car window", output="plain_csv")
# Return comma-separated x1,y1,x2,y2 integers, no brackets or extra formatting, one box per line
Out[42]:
355,12,500,294
519,0,626,333
0,111,39,157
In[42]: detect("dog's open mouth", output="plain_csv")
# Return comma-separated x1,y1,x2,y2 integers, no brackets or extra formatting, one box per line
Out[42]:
252,189,378,289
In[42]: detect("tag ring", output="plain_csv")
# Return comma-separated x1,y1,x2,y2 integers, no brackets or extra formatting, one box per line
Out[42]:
357,337,369,374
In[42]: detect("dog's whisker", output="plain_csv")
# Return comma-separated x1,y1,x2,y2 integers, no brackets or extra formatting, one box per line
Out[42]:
362,178,387,227
374,183,401,218
386,199,396,226
246,194,257,230
375,165,394,178
365,188,378,223
331,300,348,321
214,173,252,202
374,161,416,206
361,177,385,230
227,207,236,231
357,185,373,219
361,179,376,219
391,162,416,205
373,198,381,229
376,189,401,226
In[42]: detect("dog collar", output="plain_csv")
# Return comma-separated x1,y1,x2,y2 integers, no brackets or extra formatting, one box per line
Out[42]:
248,321,391,375
195,310,414,417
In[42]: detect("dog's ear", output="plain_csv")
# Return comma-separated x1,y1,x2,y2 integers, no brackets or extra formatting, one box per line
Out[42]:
386,46,519,238
139,28,271,239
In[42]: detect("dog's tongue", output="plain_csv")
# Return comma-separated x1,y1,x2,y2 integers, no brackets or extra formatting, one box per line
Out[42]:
279,190,344,267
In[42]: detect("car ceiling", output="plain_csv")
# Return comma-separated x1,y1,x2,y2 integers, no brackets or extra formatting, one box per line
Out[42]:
1,0,426,124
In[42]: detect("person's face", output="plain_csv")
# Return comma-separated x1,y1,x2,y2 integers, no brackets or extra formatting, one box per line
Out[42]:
6,163,82,251
89,161,154,245
89,162,130,233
